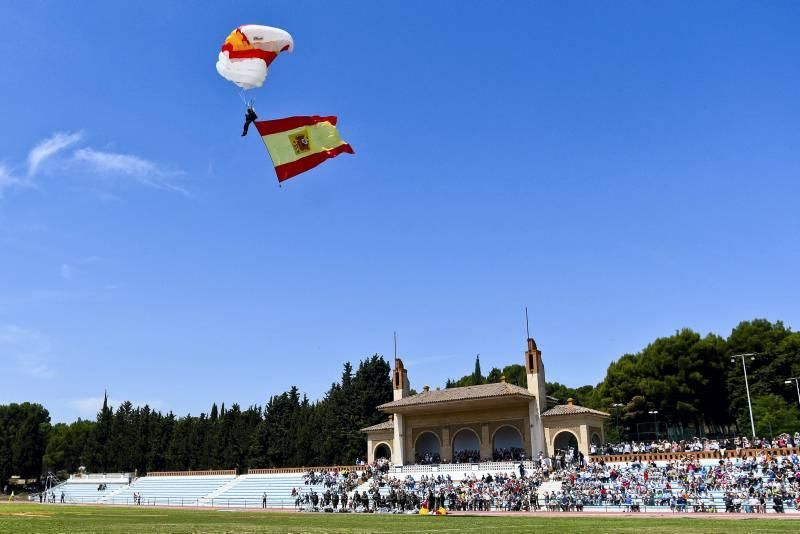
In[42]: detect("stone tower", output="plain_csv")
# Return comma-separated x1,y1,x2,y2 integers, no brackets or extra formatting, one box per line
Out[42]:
525,338,547,413
392,358,410,401
525,337,547,455
392,358,410,464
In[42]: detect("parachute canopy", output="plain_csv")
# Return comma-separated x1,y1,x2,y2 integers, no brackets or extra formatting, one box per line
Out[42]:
216,25,294,90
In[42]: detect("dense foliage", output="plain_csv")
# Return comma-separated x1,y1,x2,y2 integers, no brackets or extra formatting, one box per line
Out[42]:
445,319,800,440
0,403,50,486
2,355,391,479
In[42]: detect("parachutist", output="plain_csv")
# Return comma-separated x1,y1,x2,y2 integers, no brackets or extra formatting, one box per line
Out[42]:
241,107,258,136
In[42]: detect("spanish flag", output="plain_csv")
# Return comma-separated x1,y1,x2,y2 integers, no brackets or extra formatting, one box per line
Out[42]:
255,116,354,183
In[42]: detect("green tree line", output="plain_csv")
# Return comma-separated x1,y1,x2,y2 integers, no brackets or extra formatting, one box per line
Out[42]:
2,319,799,483
0,355,390,481
445,319,800,440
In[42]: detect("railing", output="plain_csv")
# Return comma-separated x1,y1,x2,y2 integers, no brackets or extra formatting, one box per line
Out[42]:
145,470,236,477
589,451,722,463
247,465,361,475
70,473,131,480
729,447,796,458
589,446,799,464
396,461,536,475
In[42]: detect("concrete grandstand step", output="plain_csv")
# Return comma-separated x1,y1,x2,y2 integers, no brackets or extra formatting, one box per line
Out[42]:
211,472,311,508
198,476,242,505
98,482,131,503
537,480,562,494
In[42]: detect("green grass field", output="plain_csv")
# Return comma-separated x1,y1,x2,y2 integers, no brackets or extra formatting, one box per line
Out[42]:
0,503,798,533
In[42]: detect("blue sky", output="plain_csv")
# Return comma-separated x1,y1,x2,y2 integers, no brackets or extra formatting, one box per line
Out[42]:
0,1,798,423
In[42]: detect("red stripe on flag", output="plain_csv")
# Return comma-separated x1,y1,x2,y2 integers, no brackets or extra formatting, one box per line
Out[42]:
274,143,354,183
255,116,339,136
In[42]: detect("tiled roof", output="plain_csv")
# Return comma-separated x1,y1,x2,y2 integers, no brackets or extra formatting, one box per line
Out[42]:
361,420,394,432
541,404,609,417
378,382,534,410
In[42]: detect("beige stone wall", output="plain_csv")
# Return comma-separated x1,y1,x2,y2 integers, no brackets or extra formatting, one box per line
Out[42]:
365,430,394,464
402,405,530,463
588,425,604,445
543,414,609,458
368,411,607,463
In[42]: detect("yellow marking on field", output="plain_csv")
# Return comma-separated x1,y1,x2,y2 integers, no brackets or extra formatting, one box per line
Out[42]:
62,512,169,518
0,511,53,517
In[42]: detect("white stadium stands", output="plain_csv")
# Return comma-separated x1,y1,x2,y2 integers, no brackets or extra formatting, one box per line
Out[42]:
107,474,237,506
52,480,129,504
213,473,315,508
40,451,800,514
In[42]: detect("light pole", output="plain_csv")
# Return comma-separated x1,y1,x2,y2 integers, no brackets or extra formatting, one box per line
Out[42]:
648,410,659,440
731,353,758,438
785,377,800,406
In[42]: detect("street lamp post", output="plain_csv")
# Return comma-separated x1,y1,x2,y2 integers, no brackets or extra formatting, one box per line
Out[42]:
648,410,659,440
785,377,800,406
731,353,758,438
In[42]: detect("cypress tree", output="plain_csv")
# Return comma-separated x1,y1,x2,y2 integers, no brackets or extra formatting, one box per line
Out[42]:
472,354,483,385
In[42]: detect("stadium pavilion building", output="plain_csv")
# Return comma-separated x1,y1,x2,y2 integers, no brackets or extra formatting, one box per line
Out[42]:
362,336,610,464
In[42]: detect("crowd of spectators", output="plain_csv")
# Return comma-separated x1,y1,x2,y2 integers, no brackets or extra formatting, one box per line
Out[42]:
297,448,800,514
303,469,357,488
452,450,480,463
590,433,800,456
416,447,532,464
493,447,527,461
295,464,389,510
560,450,800,513
415,452,442,464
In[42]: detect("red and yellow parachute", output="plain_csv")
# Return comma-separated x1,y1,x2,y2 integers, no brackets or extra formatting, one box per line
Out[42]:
216,25,294,90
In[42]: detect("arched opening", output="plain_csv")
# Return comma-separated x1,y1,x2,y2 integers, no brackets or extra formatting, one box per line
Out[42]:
374,443,391,461
451,429,480,463
589,433,601,454
414,432,441,464
553,430,580,465
492,425,525,460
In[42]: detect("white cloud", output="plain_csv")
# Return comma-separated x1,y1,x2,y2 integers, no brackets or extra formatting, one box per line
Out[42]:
0,163,32,197
0,131,188,200
27,131,84,177
74,147,187,194
74,147,157,175
0,324,55,379
1,132,186,197
71,396,163,419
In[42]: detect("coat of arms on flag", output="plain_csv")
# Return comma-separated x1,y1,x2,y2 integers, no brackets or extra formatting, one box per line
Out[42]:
290,130,311,155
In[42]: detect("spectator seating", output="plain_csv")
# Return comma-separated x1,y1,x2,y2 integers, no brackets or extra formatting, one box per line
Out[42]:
212,473,317,508
107,475,236,506
36,446,800,514
48,480,129,504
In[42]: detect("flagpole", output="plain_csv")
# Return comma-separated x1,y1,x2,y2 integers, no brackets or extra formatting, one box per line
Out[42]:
525,307,530,339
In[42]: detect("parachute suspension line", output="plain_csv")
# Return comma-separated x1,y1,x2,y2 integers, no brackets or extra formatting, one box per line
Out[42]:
238,90,256,111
